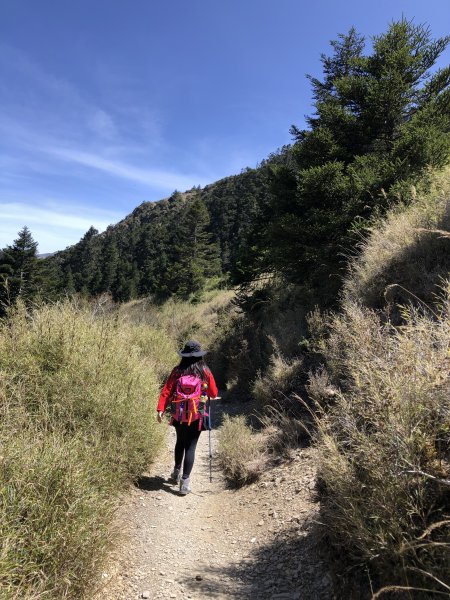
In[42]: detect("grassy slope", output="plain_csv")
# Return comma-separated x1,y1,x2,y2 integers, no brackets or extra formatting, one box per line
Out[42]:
344,167,450,313
0,288,237,599
0,299,177,599
2,161,449,597
312,168,450,596
216,168,450,596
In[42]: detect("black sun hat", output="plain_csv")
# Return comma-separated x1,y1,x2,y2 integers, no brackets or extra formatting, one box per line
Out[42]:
178,340,207,357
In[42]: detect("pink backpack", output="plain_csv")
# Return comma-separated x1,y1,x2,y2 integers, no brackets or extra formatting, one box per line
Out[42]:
171,374,208,430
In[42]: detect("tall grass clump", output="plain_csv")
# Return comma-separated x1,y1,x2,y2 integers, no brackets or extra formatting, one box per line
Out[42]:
252,351,304,408
316,292,450,596
0,299,177,599
217,415,266,485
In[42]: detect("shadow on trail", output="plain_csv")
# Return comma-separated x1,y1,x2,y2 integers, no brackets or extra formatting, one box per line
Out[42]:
134,475,180,496
182,519,336,600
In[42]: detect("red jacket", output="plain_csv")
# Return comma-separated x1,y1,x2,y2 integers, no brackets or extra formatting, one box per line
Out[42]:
157,368,218,413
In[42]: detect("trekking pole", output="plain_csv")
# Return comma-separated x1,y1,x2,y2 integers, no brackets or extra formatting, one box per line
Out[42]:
208,396,213,483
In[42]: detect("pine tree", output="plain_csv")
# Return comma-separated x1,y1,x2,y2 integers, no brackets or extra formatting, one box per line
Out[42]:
163,196,221,299
64,266,76,296
137,220,170,297
68,226,101,294
111,258,139,302
255,20,450,302
0,226,39,312
34,256,63,301
101,229,119,293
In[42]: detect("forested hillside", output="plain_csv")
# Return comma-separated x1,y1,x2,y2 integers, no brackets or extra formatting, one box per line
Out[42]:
2,21,448,314
57,22,450,305
41,165,275,303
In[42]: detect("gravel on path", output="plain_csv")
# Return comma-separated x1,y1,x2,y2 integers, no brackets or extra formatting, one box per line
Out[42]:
92,400,333,600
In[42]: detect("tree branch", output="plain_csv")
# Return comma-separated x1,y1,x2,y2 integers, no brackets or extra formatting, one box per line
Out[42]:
405,468,450,487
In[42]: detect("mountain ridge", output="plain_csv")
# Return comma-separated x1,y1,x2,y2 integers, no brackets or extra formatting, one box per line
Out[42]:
46,156,283,301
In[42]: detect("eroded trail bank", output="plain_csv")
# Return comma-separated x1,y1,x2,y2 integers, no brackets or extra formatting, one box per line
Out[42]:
93,400,332,600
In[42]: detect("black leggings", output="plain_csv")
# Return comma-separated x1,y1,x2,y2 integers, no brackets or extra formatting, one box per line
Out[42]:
173,420,202,478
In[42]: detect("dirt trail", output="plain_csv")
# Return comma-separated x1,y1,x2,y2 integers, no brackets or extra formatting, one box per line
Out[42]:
94,400,333,600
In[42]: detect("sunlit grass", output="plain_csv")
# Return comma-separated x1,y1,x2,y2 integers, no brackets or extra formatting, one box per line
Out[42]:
0,299,177,599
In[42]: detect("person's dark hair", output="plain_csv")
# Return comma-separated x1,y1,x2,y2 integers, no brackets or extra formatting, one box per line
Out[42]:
175,356,210,379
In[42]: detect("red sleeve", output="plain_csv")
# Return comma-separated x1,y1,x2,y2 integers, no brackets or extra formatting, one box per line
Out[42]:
157,369,178,412
206,370,218,399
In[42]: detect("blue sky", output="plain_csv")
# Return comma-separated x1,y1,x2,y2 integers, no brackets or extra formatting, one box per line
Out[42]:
1,0,449,253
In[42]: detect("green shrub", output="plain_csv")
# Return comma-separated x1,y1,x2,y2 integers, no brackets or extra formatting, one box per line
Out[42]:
0,299,177,599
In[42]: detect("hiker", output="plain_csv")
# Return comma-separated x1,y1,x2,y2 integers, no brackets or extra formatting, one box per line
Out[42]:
157,340,218,495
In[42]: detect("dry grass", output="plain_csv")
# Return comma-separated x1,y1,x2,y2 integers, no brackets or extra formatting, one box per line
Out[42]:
212,281,309,397
216,415,267,485
314,289,450,594
251,351,312,456
0,299,177,599
258,403,309,458
344,167,450,313
306,367,337,405
252,350,304,408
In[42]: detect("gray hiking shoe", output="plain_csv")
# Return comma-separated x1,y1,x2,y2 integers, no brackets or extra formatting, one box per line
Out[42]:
179,477,191,495
169,468,181,484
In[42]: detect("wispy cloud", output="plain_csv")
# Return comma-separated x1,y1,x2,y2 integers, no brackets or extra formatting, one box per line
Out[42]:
0,45,170,169
1,201,120,232
45,146,208,190
88,109,118,140
0,48,210,194
0,200,123,253
0,44,229,253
